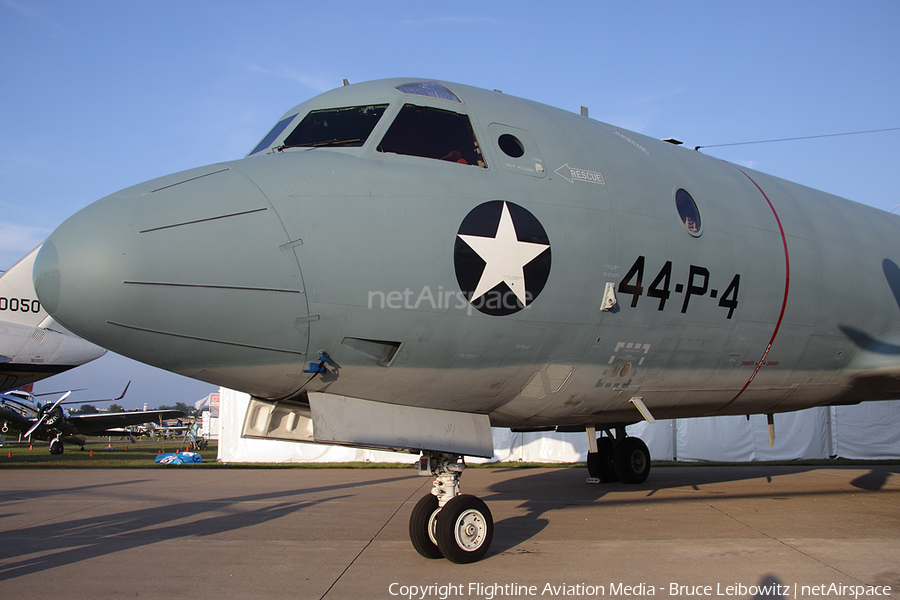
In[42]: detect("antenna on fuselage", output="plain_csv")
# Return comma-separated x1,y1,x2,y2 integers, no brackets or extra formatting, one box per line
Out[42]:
580,106,589,117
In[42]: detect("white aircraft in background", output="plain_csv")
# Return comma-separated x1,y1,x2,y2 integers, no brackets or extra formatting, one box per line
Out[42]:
0,245,106,391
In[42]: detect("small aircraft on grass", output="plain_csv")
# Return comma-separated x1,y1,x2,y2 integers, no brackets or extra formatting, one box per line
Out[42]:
139,419,190,439
0,382,184,454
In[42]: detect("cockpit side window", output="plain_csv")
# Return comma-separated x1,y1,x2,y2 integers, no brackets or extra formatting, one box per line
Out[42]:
280,104,388,149
248,113,298,155
377,104,486,168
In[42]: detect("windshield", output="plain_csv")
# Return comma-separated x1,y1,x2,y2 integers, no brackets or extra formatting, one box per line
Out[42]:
280,104,388,149
377,104,486,168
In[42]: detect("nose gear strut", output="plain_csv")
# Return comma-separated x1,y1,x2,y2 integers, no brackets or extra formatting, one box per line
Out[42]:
409,451,493,563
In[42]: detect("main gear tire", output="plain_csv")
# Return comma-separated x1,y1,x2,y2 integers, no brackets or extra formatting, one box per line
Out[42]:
586,436,617,482
435,494,493,564
613,437,651,484
409,494,443,559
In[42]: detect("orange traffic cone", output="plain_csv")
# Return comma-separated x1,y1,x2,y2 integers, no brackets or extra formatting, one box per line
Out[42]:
89,450,93,457
7,450,11,458
29,444,33,450
158,449,162,455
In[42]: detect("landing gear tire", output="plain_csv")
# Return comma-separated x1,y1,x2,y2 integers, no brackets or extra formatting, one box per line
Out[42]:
409,494,443,559
49,440,64,455
613,437,650,484
435,494,493,564
586,437,617,482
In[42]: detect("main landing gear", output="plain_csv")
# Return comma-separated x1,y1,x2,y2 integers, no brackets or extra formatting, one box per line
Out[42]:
49,437,64,455
586,427,651,484
409,452,493,564
408,432,649,563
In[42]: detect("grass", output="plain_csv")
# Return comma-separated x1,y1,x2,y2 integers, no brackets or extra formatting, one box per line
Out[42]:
0,438,223,468
0,438,415,469
1,438,897,469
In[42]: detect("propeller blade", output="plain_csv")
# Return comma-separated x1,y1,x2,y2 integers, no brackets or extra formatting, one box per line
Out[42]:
24,413,48,438
24,391,72,437
53,391,73,406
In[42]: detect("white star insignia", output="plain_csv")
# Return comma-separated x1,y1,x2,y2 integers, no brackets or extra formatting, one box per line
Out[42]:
458,202,550,307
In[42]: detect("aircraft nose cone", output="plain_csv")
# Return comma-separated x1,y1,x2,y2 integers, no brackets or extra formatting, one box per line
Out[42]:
36,163,310,397
33,241,60,315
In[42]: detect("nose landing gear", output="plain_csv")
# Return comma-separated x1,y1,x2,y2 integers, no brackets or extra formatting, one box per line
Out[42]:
409,452,493,563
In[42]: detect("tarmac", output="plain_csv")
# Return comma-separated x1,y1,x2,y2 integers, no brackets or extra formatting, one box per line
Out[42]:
1,465,898,600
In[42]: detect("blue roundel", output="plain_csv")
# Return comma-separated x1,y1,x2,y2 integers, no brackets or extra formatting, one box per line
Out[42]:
454,201,551,316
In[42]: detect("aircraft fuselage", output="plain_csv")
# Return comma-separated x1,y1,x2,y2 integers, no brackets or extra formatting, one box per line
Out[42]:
33,79,900,431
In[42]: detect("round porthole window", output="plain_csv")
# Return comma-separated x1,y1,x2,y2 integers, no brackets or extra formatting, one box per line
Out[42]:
498,134,525,158
675,188,702,236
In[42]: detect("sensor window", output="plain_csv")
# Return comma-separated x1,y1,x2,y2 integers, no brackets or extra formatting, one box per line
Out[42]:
396,82,461,102
675,188,702,236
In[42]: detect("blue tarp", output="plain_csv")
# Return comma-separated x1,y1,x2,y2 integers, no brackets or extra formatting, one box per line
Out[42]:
155,451,204,464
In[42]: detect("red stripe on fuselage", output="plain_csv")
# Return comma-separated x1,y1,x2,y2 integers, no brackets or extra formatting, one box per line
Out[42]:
708,167,791,414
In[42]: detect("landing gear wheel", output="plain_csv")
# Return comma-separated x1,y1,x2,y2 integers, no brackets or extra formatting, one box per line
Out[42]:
586,437,617,482
409,494,443,559
613,437,650,483
49,440,64,455
435,494,493,564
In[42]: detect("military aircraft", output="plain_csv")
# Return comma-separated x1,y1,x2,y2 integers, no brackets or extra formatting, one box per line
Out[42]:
0,383,184,454
31,78,900,562
0,245,107,391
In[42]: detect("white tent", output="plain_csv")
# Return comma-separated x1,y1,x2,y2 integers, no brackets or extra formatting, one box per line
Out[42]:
194,392,221,439
217,388,900,464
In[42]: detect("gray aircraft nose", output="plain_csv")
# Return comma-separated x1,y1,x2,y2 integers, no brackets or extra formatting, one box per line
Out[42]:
34,163,311,398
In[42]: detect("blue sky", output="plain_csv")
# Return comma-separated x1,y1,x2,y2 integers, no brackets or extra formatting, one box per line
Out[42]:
2,1,898,408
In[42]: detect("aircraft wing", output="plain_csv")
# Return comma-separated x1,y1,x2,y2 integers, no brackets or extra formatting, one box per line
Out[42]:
66,409,185,435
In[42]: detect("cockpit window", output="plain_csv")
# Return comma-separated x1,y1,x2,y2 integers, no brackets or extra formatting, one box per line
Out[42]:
377,104,486,168
396,82,461,103
249,113,298,155
279,104,388,150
